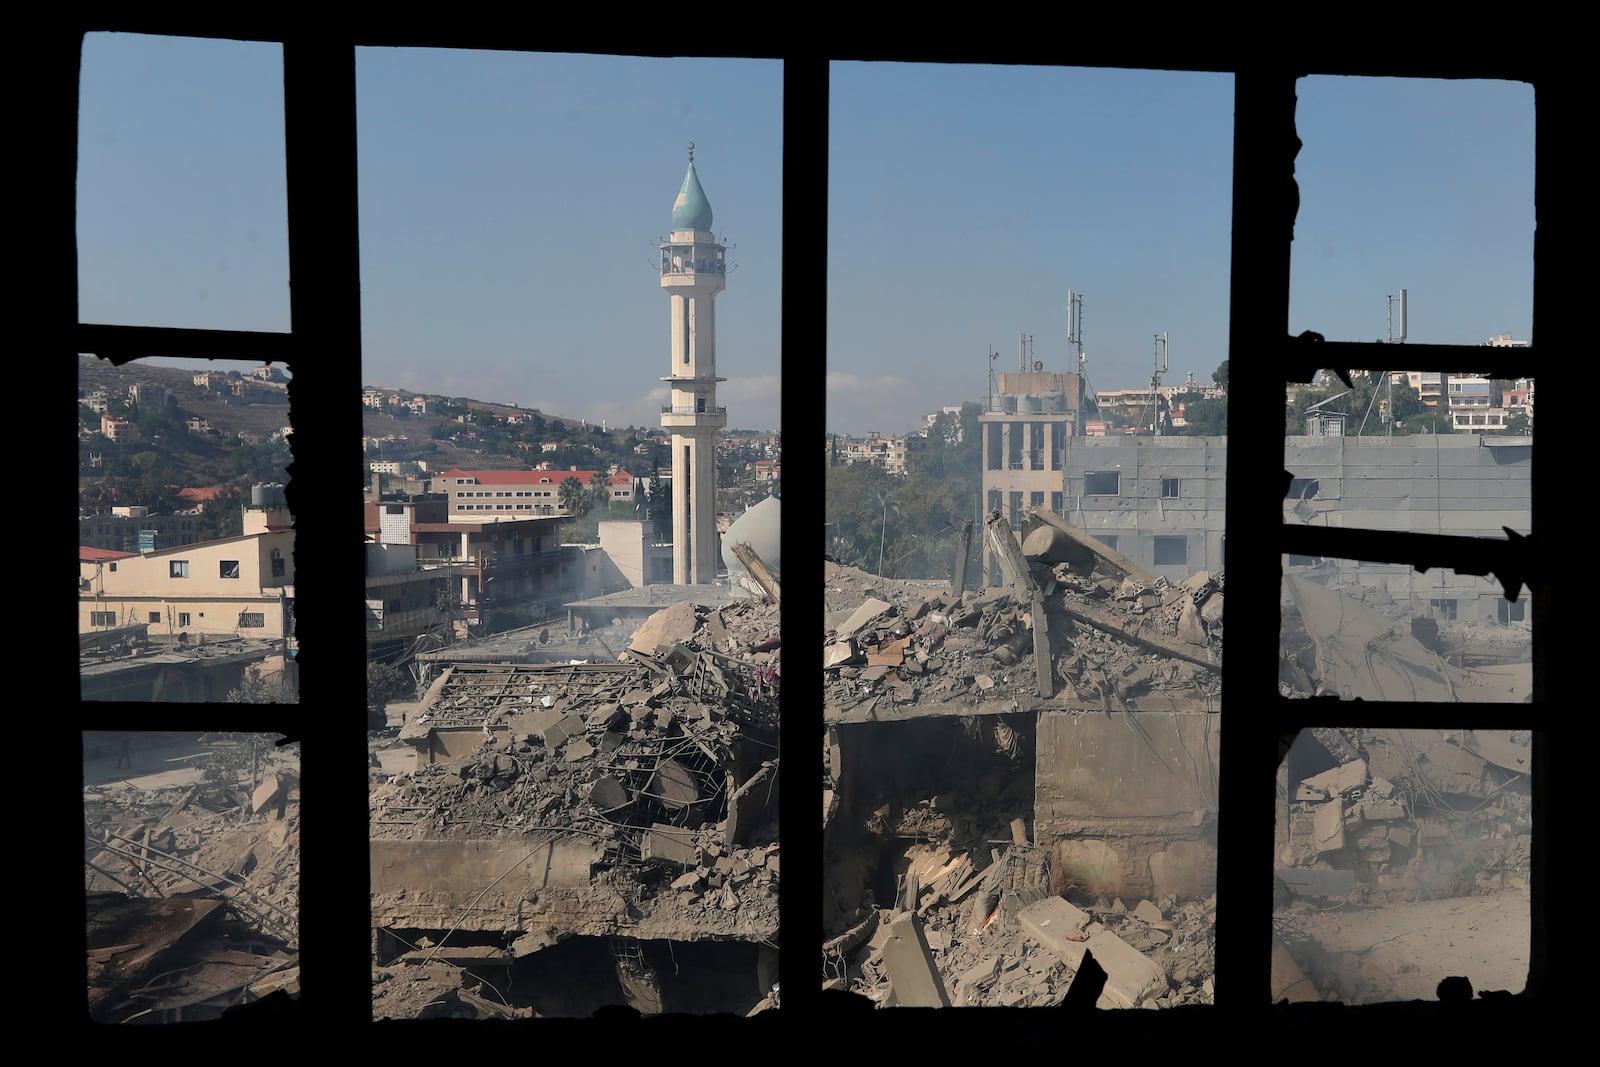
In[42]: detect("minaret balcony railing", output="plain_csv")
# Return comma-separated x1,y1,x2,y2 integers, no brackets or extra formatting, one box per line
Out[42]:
662,405,727,417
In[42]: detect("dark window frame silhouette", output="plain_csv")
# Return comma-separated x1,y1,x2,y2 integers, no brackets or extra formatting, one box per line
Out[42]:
53,13,1566,1048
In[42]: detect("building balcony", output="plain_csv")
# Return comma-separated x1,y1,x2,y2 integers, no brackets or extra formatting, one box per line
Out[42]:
661,407,728,432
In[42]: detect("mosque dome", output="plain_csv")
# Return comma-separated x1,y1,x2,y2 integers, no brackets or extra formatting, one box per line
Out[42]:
671,151,714,233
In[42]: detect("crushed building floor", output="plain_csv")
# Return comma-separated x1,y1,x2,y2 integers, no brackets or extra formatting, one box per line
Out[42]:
369,595,780,1019
83,733,301,1023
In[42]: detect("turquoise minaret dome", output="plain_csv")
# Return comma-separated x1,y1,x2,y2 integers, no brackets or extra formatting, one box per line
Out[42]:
671,143,714,233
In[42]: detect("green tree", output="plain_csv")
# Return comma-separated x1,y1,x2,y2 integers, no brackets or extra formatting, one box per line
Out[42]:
558,475,590,519
224,667,298,704
1492,411,1531,436
1212,360,1229,391
1176,396,1228,436
366,661,412,729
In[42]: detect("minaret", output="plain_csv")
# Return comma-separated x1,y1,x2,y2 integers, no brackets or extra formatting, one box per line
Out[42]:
660,143,727,585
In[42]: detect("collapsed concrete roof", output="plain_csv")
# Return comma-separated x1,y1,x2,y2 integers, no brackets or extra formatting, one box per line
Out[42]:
1282,575,1532,702
370,597,780,1018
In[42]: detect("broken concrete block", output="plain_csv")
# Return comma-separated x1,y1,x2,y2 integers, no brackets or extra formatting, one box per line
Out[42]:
585,703,623,729
642,824,700,867
880,912,951,1007
588,775,631,813
958,956,1000,990
1313,797,1346,853
1018,896,1167,1009
251,774,286,818
1133,900,1164,924
836,598,894,638
628,600,701,655
1297,758,1368,800
825,639,861,669
529,711,582,749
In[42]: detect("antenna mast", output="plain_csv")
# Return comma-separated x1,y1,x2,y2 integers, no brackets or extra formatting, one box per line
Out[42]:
1151,332,1169,435
1068,290,1088,436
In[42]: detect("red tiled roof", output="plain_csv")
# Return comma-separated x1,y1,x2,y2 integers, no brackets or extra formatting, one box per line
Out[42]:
436,469,633,486
80,546,138,562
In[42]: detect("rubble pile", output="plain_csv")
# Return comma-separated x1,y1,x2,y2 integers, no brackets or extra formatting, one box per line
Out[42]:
822,510,1224,1009
83,738,301,1023
1276,727,1532,905
369,596,780,1019
1271,727,1532,1003
824,555,1221,721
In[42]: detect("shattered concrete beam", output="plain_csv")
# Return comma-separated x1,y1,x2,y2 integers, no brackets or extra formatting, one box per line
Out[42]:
1024,506,1163,588
1031,585,1055,699
880,912,952,1007
951,517,973,596
729,542,781,603
982,511,1054,698
1055,595,1216,670
983,510,1035,591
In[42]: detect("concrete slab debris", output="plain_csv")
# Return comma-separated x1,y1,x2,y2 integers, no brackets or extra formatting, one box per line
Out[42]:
370,595,780,1020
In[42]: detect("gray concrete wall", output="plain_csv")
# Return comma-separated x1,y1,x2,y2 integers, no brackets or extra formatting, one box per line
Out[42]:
1033,710,1220,900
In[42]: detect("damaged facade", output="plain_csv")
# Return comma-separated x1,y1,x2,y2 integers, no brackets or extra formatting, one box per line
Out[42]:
370,596,780,1018
823,509,1221,1008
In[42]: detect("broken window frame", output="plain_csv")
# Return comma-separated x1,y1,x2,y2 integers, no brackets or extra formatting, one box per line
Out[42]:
51,14,1568,1048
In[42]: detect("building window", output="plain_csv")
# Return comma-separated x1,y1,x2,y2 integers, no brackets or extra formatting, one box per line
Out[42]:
1084,471,1120,495
1030,491,1044,508
1153,535,1188,565
1286,554,1323,567
169,560,189,578
1051,491,1063,513
178,612,191,627
1161,477,1180,498
1098,535,1118,552
271,550,286,578
90,611,116,627
1497,597,1526,624
1428,598,1458,622
148,611,161,623
220,560,240,579
238,612,265,628
1287,477,1319,500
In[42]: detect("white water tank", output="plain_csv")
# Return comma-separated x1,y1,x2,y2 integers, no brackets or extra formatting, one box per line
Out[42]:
722,492,781,594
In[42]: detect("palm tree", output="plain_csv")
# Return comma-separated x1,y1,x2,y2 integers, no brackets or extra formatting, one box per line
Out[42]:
558,475,590,518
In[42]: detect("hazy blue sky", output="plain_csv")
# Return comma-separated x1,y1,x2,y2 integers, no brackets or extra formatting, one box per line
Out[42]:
76,35,784,433
827,63,1535,437
76,34,1535,440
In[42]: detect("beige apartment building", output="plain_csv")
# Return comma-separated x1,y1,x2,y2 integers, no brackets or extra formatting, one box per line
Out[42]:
79,527,295,643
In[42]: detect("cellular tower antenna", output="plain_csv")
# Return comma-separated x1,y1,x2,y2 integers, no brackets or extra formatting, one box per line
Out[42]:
1150,331,1169,436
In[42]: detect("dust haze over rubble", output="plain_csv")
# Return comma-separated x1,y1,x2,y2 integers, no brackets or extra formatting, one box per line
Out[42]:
368,595,780,1020
1271,726,1531,1004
